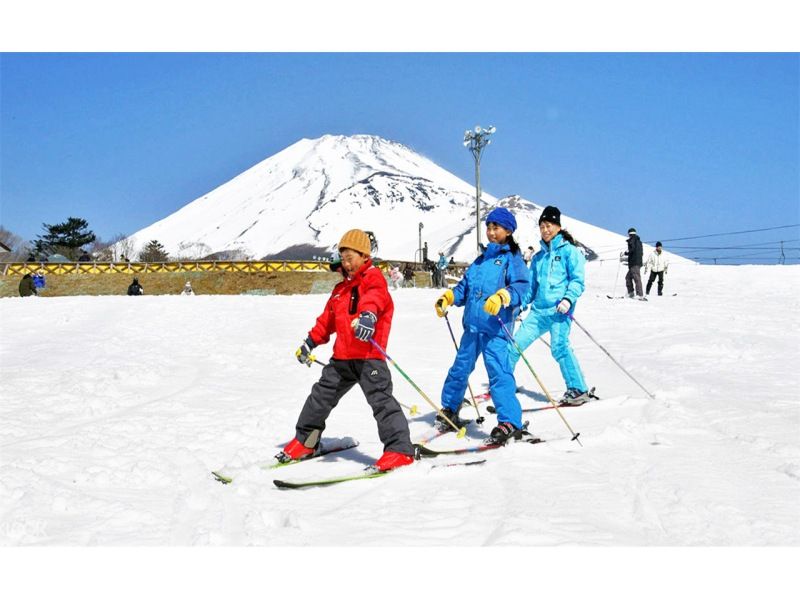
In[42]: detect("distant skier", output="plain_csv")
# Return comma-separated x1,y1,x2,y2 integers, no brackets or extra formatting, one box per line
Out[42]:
435,252,448,288
511,206,592,406
644,241,669,296
522,245,535,265
181,281,195,295
389,265,404,290
623,227,644,299
127,277,144,295
282,229,415,472
434,207,532,445
32,270,46,290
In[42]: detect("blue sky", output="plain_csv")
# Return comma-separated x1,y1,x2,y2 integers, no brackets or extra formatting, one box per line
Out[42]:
1,52,798,263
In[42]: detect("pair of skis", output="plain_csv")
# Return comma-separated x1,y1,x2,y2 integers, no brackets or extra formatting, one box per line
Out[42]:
487,387,600,414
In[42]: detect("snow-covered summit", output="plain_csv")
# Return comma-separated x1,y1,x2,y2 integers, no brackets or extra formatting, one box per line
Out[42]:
119,134,684,264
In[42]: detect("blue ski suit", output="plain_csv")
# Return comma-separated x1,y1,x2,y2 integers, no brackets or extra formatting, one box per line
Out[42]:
441,243,530,429
511,233,587,392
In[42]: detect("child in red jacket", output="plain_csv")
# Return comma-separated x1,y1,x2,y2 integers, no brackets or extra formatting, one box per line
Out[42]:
279,229,415,472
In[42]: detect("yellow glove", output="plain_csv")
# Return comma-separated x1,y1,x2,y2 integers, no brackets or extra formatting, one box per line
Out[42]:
435,289,454,317
483,288,511,316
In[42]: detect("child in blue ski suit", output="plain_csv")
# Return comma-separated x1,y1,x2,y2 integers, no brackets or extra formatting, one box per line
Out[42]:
511,206,591,405
434,207,532,445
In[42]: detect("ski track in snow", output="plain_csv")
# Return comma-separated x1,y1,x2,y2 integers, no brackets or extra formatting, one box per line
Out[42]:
0,263,798,546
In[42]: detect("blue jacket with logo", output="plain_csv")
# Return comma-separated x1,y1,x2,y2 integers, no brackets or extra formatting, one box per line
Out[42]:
524,233,586,310
451,242,530,335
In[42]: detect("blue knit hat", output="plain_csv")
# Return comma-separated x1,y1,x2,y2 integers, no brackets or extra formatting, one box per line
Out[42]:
486,207,517,233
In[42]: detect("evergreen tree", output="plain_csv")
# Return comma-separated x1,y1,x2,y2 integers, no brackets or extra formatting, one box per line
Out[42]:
35,217,96,260
138,240,169,262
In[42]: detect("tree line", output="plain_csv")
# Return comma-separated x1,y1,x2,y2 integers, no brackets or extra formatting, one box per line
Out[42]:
0,217,170,263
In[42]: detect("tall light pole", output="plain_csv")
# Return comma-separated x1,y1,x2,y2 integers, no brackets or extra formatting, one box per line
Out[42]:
418,222,424,265
463,125,495,253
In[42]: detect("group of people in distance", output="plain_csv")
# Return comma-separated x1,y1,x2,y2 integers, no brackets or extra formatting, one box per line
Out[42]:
283,204,600,473
622,228,670,299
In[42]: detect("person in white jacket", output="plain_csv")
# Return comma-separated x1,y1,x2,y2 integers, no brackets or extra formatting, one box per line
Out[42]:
644,242,669,296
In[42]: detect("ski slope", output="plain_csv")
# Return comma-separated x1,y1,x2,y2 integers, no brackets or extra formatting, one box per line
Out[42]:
1,262,798,594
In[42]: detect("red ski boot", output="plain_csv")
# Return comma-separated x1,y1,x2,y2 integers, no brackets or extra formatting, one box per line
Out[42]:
374,451,414,472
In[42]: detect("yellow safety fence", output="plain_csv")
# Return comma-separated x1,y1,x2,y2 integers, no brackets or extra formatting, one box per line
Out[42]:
1,260,393,276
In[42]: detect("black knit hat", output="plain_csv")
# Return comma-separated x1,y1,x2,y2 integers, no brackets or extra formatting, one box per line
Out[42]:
628,227,637,235
539,206,561,226
655,241,662,247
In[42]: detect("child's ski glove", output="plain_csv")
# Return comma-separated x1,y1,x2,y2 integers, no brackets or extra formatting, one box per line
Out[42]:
556,298,572,314
295,337,317,367
435,289,454,317
351,311,378,342
483,288,511,316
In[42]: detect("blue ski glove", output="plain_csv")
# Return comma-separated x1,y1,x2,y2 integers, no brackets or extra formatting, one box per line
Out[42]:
351,311,378,342
295,337,317,367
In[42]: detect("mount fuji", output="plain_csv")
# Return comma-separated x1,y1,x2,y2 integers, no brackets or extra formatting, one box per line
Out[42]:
119,134,673,265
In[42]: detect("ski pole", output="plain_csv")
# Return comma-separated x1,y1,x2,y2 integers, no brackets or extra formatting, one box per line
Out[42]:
369,338,466,438
312,356,419,415
611,257,622,298
443,313,485,424
566,313,656,400
496,317,582,445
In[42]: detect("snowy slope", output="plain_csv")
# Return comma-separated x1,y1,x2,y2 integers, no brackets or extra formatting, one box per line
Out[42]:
1,262,797,551
119,134,686,266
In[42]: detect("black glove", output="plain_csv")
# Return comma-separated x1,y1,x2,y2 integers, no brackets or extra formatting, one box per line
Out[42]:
295,337,317,367
352,311,377,342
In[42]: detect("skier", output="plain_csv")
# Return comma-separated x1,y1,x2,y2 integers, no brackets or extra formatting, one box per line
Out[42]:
511,206,592,406
389,265,404,290
435,252,448,288
433,207,532,445
623,227,644,299
127,278,144,295
644,241,669,296
281,229,415,472
181,281,195,295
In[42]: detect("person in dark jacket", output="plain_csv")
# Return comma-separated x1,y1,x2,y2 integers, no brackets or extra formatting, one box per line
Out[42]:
281,229,414,473
623,227,644,299
127,278,144,295
19,273,37,297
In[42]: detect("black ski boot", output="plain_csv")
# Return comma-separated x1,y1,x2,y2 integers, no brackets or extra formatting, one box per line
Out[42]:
485,422,520,446
560,388,591,406
435,407,465,432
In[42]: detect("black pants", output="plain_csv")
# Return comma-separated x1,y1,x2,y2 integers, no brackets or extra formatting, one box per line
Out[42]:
625,265,643,297
646,271,665,295
295,358,414,456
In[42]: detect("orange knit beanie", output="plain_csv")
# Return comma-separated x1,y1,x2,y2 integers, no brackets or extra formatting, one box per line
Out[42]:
338,229,371,256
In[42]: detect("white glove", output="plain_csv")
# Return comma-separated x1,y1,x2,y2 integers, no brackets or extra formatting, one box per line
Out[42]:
556,298,572,314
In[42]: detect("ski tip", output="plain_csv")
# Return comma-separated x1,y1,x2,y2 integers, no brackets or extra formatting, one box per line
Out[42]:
211,471,232,485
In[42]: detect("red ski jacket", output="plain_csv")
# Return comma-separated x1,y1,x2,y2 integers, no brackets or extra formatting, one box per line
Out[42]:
307,260,394,360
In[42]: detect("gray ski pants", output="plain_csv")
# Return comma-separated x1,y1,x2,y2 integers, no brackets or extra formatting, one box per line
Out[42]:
294,358,414,456
625,265,644,297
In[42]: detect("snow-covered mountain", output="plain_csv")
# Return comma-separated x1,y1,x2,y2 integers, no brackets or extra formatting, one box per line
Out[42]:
119,134,679,264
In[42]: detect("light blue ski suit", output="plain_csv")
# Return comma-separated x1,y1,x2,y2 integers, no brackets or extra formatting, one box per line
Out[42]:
441,243,530,429
511,233,588,392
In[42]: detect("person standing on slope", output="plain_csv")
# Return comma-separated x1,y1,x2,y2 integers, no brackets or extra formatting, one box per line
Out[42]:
623,227,645,299
644,241,669,296
511,206,593,406
434,207,532,445
279,229,415,472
